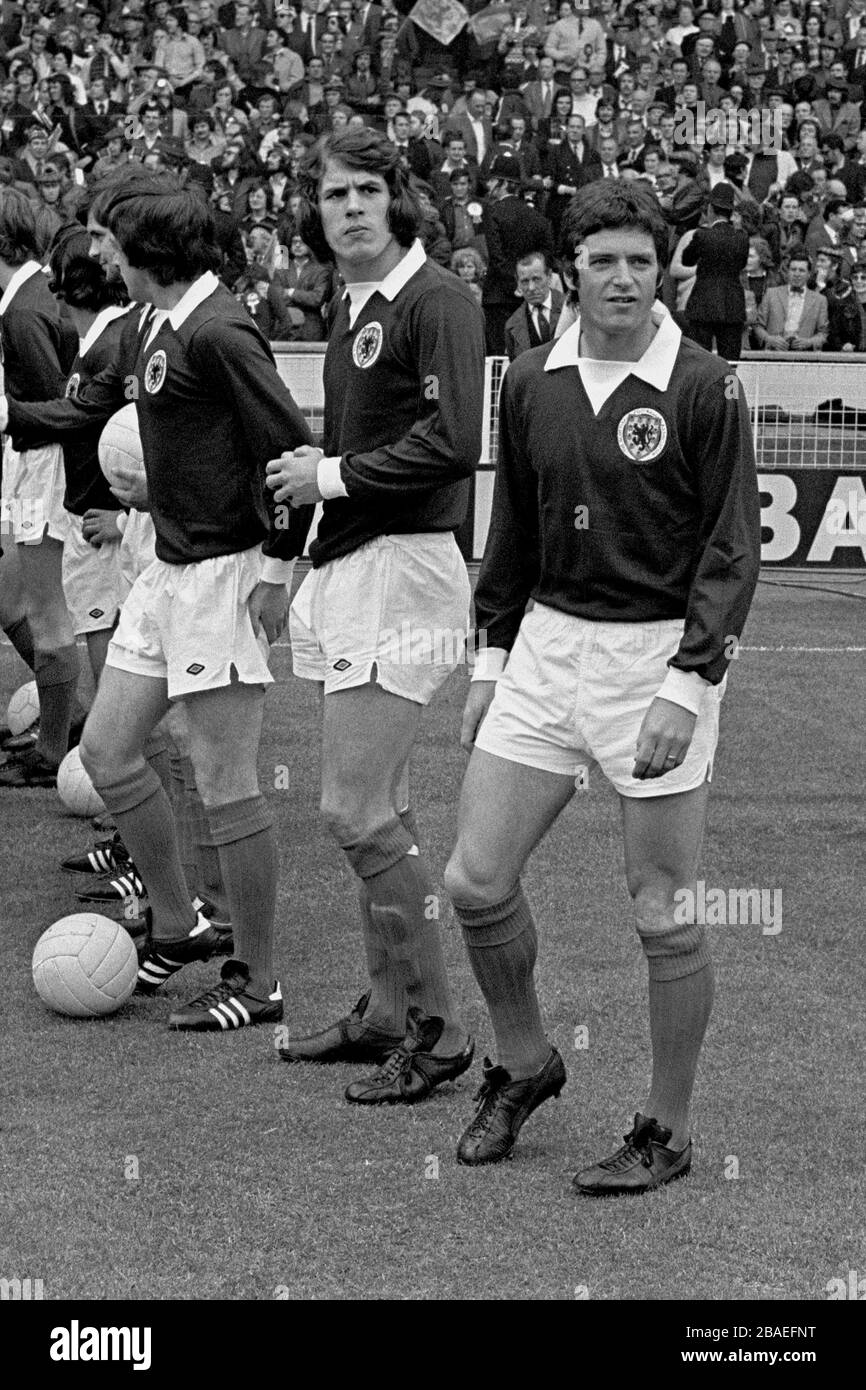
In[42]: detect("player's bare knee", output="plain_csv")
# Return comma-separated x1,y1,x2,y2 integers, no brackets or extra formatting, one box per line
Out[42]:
631,880,678,936
79,731,128,786
320,795,363,845
444,847,507,908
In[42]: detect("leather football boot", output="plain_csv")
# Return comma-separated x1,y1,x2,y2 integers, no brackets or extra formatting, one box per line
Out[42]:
277,990,405,1063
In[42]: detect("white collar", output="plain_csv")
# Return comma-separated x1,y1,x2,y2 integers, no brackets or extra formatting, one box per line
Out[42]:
545,302,680,391
343,239,425,326
78,303,132,358
0,260,43,316
165,270,219,330
532,294,553,315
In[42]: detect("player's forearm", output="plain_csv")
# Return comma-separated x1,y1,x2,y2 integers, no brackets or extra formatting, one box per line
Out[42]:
340,414,481,497
4,371,125,446
262,500,315,570
675,396,762,684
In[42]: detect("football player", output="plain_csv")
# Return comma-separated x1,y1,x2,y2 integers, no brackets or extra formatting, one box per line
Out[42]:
0,189,79,788
266,129,486,1104
1,178,314,1030
443,182,762,1190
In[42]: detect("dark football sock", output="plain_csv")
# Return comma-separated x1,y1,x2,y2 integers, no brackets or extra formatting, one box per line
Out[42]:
206,796,277,996
91,762,196,943
344,817,463,1053
455,882,549,1080
33,644,79,766
168,753,198,896
645,961,714,1149
185,762,231,926
143,733,172,798
2,615,36,671
356,802,422,1032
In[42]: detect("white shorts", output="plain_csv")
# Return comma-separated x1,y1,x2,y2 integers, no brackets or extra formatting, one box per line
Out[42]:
475,603,724,799
118,509,157,594
2,439,68,544
62,513,125,635
107,544,273,699
290,532,471,704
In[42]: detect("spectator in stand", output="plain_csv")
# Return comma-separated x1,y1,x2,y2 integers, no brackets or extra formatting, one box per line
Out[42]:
440,167,486,251
450,245,486,312
185,110,226,166
153,9,207,105
504,248,564,359
546,1,606,81
275,231,332,341
681,182,750,360
842,263,866,348
756,250,829,347
482,151,554,354
412,178,452,267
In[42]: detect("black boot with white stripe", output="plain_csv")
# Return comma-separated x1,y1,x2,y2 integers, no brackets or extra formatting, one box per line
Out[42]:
135,910,228,994
76,864,147,904
62,831,129,877
168,960,284,1032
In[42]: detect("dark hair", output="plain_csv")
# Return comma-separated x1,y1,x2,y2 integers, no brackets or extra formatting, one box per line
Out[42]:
516,248,551,273
48,224,127,309
297,128,421,264
824,197,848,218
105,177,221,285
561,182,669,271
0,187,40,266
80,162,158,227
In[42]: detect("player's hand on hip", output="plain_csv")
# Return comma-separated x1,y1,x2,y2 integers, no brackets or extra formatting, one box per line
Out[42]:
266,445,323,506
249,580,290,646
461,681,497,753
110,464,149,511
633,696,697,780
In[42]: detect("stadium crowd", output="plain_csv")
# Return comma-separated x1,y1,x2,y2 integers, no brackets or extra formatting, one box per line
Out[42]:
1,0,866,354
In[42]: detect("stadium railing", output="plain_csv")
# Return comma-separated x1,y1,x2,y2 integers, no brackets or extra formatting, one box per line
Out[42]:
273,347,866,570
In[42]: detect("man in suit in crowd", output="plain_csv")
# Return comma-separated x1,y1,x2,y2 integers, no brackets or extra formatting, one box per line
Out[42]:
680,182,749,360
755,251,830,348
451,89,495,167
504,249,564,359
482,152,554,354
522,55,558,131
547,113,601,232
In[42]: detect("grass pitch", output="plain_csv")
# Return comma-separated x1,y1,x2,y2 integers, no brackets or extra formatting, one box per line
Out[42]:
1,574,863,1301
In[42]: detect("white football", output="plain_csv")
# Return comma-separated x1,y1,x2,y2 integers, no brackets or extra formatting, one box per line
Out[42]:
32,913,138,1018
57,746,105,817
6,680,39,735
98,404,144,490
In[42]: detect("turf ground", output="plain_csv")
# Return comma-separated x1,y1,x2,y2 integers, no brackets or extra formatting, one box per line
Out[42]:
0,573,863,1302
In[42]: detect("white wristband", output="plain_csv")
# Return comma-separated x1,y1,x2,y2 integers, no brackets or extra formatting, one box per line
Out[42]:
470,645,509,683
655,666,711,716
260,556,297,585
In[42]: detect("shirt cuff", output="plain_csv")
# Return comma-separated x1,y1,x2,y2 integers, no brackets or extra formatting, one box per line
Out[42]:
317,454,347,499
0,396,8,432
655,667,711,716
260,556,297,586
470,645,509,682
116,511,128,536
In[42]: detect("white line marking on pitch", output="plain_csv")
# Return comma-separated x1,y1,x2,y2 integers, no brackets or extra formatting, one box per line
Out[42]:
741,645,866,652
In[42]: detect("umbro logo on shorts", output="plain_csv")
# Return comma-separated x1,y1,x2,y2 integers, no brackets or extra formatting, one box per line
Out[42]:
186,663,205,676
89,608,104,619
333,658,352,671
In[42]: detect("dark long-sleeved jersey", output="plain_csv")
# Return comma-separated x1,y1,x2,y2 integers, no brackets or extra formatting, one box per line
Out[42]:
8,280,313,567
0,264,78,404
311,252,486,567
475,328,761,687
61,307,132,516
